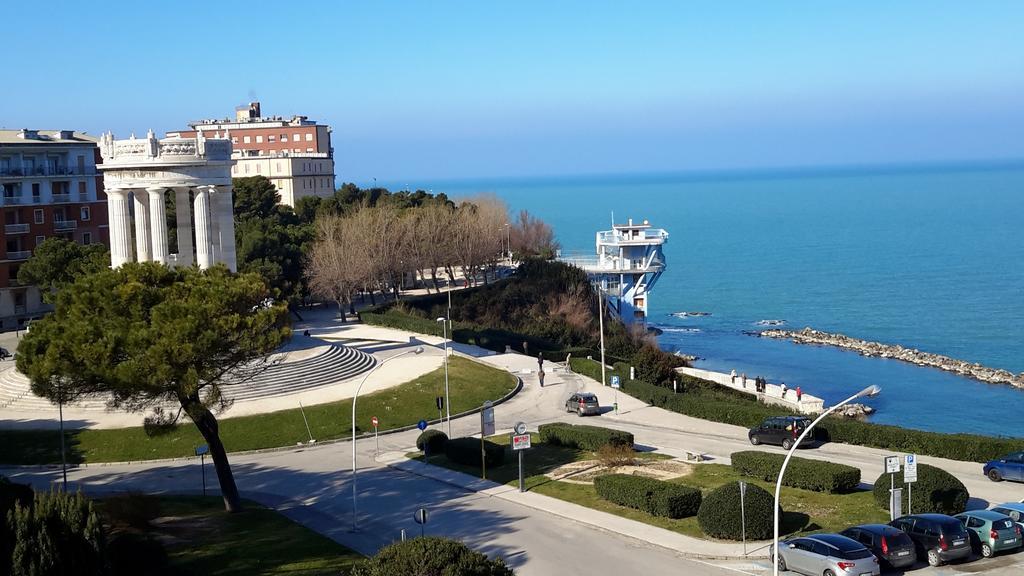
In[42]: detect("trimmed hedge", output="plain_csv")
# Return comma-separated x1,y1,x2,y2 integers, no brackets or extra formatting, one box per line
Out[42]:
416,430,449,456
731,451,861,494
444,437,506,468
578,359,1024,464
697,481,779,540
351,536,514,576
594,474,701,519
872,463,968,515
538,423,634,451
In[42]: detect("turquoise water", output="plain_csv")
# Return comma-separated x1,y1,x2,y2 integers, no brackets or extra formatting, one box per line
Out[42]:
391,164,1024,437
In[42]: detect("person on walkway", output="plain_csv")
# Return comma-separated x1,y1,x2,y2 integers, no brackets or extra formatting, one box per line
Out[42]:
796,386,803,403
523,341,529,355
741,373,747,388
780,382,788,399
538,369,546,387
730,369,737,383
538,352,544,371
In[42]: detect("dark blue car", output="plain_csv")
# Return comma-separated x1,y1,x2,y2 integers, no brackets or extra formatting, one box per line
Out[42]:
984,451,1024,482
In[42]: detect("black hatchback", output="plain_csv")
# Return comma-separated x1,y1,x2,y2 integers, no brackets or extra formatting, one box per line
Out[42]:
748,416,813,450
841,524,917,569
890,514,972,567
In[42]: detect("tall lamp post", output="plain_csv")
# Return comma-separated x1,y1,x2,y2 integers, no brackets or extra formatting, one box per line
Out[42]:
351,346,424,531
772,384,881,575
597,284,606,386
436,317,451,436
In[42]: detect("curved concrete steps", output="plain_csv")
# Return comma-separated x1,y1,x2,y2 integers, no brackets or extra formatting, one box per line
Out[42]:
0,344,376,413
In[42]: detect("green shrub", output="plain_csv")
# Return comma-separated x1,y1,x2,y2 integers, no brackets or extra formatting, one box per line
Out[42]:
444,437,506,468
351,536,514,576
593,474,701,519
730,451,861,494
416,430,449,456
0,477,34,572
538,423,634,451
8,489,108,576
871,463,968,515
697,481,779,540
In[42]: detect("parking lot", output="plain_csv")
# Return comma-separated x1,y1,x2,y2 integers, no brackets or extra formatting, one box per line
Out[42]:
729,547,1024,575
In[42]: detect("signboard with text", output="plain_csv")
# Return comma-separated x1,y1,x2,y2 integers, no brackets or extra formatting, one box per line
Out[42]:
611,376,621,389
904,454,918,483
481,401,495,436
512,433,532,451
885,456,900,474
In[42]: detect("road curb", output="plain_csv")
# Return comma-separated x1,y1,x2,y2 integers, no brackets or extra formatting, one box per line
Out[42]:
0,374,524,471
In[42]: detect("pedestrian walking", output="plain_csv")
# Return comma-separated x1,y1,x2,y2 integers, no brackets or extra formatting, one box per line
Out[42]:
522,341,529,355
538,369,545,388
538,352,544,371
780,382,788,399
730,369,737,383
796,386,803,403
741,373,747,388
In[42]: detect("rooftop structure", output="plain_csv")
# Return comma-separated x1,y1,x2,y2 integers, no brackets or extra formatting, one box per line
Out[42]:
560,218,668,324
0,129,108,330
166,102,335,206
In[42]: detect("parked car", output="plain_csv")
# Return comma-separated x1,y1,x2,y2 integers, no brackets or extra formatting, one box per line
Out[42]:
0,347,10,361
990,503,1024,531
565,392,600,416
840,524,916,569
890,514,972,566
748,416,813,450
954,510,1022,558
775,533,879,576
984,451,1024,482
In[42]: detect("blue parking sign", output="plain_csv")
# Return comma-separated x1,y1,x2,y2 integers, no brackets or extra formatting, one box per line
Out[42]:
417,419,428,431
611,376,621,389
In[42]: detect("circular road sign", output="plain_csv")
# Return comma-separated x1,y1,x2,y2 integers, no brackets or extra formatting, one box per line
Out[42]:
514,421,527,435
371,416,379,428
414,508,429,524
417,419,428,431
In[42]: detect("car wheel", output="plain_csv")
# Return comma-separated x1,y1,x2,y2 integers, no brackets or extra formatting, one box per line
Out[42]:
776,553,786,572
927,548,942,567
989,469,1002,482
981,543,993,558
576,407,584,417
824,570,835,576
750,435,761,446
782,438,794,450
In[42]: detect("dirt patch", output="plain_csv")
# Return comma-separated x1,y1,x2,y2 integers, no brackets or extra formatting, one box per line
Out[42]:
146,514,225,547
548,458,693,484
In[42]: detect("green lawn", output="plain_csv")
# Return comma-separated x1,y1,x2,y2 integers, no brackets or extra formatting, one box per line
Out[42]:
100,495,363,575
0,356,517,465
414,438,888,541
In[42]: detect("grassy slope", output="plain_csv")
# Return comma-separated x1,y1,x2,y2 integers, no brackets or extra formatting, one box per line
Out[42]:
415,436,887,540
102,495,363,576
0,356,516,465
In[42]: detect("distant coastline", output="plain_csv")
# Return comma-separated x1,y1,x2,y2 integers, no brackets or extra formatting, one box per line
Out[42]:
756,327,1024,389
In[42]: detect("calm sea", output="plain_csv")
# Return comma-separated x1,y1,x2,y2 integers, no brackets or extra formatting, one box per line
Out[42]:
393,164,1024,437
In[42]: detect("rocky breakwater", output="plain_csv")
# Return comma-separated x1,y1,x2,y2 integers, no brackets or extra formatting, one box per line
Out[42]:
758,327,1024,389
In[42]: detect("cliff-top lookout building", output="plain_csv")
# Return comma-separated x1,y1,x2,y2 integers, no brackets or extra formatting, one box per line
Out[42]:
561,218,668,325
98,131,237,271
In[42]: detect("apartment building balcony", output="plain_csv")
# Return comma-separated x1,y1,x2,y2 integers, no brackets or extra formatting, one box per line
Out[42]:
52,193,71,203
0,166,97,178
7,251,31,261
4,224,29,235
13,305,26,315
1,196,24,206
54,220,77,231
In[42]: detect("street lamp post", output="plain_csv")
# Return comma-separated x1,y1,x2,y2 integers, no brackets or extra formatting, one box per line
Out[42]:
351,346,424,531
772,384,880,575
597,285,606,386
436,317,451,436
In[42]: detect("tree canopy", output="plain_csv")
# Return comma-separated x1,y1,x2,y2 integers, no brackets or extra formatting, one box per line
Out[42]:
16,238,108,302
16,263,290,512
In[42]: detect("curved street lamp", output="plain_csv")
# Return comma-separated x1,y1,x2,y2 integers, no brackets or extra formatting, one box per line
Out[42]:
773,384,881,576
351,346,424,531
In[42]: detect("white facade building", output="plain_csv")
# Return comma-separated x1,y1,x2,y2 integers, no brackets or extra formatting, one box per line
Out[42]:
97,131,237,271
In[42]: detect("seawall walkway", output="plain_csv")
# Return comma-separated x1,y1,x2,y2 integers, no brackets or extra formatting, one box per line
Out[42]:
676,366,826,414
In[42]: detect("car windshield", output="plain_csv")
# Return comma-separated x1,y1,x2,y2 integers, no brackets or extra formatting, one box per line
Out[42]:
581,395,597,402
942,522,968,537
994,519,1014,530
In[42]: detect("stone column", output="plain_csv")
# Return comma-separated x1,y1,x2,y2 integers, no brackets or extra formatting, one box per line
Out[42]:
193,185,214,269
215,185,237,272
147,187,169,265
132,190,152,262
106,188,133,268
209,189,222,265
173,187,194,267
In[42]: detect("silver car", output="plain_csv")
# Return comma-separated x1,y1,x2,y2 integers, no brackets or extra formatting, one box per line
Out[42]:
565,392,601,416
777,534,880,576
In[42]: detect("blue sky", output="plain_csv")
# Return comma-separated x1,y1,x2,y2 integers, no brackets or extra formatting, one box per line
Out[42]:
5,1,1023,182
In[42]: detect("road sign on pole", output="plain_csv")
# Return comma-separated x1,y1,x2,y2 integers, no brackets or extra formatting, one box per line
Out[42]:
904,454,918,514
611,376,621,389
371,416,379,455
417,419,428,431
195,444,209,497
480,401,495,479
890,487,903,520
414,507,429,537
885,456,901,474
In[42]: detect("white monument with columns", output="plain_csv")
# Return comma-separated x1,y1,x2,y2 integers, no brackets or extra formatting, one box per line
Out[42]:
98,130,237,272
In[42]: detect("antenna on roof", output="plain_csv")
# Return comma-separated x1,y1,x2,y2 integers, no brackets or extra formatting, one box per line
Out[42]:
611,211,615,228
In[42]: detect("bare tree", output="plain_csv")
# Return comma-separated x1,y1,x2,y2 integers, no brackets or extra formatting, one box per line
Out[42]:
510,209,559,258
306,214,370,318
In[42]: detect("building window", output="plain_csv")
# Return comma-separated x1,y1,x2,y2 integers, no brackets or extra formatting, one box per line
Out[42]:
268,135,275,142
276,162,281,172
244,164,250,174
35,235,45,247
232,137,238,143
305,133,313,141
306,147,314,153
80,206,90,221
281,134,288,142
256,135,263,143
78,181,87,199
256,164,261,173
82,232,92,245
243,136,251,144
33,209,44,224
